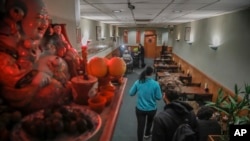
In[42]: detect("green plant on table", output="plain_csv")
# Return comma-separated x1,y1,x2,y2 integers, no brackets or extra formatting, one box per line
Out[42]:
205,84,250,141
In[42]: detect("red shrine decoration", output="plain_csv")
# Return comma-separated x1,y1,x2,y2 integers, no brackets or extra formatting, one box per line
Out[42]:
81,45,88,80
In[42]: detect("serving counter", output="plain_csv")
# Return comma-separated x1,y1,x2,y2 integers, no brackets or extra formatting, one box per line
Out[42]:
88,78,127,141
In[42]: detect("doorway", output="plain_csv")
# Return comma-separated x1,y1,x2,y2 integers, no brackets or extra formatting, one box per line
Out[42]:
144,30,156,58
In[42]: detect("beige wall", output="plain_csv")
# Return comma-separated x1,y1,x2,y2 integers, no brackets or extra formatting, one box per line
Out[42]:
119,27,169,46
170,8,250,93
44,0,80,49
44,0,119,57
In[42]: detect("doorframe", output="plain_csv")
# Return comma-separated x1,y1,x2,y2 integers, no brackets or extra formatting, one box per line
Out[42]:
144,30,157,58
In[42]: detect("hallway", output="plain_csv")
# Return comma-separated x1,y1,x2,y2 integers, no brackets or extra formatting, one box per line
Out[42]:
112,58,165,141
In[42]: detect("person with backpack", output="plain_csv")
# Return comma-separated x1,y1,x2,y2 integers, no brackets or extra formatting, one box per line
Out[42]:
152,88,198,141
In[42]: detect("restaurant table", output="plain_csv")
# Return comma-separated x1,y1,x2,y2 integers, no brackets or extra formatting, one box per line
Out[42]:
156,72,187,80
154,63,179,73
180,86,213,102
88,78,127,141
160,53,172,59
154,58,173,64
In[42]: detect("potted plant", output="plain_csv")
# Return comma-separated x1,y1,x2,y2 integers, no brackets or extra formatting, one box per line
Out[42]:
206,84,250,141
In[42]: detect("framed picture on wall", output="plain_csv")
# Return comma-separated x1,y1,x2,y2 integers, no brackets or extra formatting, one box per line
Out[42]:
184,27,191,41
123,30,128,43
96,26,101,40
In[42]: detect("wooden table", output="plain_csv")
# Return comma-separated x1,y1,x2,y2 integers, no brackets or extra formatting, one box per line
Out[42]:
89,78,127,141
156,72,186,80
160,53,172,59
154,58,173,64
154,63,179,72
180,86,213,102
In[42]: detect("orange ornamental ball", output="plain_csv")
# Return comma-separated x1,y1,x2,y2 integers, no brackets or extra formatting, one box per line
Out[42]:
103,57,109,64
108,57,126,77
87,57,108,77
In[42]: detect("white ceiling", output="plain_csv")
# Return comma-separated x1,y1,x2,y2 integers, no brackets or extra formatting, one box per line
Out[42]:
80,0,250,27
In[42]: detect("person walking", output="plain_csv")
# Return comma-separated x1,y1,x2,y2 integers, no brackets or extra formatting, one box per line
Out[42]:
138,43,145,68
152,88,198,141
129,66,162,141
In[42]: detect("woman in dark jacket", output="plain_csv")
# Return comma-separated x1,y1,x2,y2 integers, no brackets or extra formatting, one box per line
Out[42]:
152,89,198,141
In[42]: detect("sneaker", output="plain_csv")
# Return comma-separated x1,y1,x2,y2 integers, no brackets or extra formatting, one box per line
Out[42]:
144,135,151,139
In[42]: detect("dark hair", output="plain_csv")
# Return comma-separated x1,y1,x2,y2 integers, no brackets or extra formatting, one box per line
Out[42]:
138,66,153,83
5,0,27,17
44,24,53,36
197,106,214,120
139,43,143,47
164,89,179,102
52,23,60,28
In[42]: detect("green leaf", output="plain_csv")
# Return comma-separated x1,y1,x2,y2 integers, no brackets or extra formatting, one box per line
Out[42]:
208,84,250,127
234,116,250,125
216,88,224,103
244,83,250,93
234,84,238,94
208,105,229,115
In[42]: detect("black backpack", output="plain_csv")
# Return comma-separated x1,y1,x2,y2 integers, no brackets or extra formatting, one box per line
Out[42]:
167,111,197,141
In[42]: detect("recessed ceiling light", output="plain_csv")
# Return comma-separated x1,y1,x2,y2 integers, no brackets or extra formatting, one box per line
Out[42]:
113,10,122,13
173,10,182,13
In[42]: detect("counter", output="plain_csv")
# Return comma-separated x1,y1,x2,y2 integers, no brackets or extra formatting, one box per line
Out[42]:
88,78,127,141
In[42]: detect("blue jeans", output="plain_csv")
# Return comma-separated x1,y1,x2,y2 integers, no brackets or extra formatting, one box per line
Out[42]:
136,107,157,141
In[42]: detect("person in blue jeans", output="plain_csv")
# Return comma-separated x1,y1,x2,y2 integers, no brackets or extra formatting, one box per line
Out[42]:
129,66,162,141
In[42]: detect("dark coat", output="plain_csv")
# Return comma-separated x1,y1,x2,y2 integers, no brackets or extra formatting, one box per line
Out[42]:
152,101,198,141
138,45,144,56
197,119,221,141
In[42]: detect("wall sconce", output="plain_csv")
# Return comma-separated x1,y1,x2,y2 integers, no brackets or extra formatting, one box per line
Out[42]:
209,35,220,50
101,37,106,40
187,41,193,45
209,44,219,50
